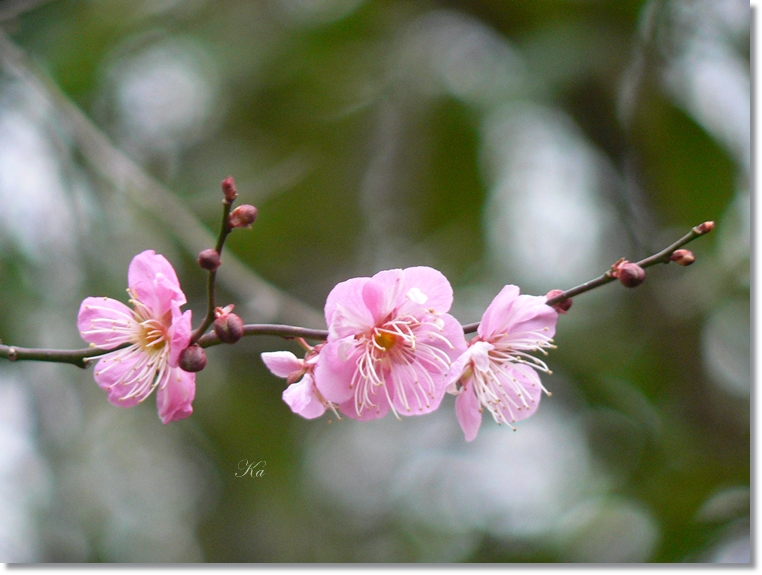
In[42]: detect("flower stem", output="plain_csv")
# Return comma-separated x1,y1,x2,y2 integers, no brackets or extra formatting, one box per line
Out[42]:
462,221,715,334
0,342,126,369
189,199,234,344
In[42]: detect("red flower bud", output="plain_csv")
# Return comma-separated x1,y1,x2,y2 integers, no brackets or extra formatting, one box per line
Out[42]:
670,249,695,266
545,289,572,314
221,177,237,203
696,221,715,234
214,311,244,344
179,344,207,373
612,260,646,288
229,205,258,229
198,248,221,271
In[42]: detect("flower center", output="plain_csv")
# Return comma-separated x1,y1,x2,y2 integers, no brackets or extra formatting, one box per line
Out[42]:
135,318,168,352
373,331,397,351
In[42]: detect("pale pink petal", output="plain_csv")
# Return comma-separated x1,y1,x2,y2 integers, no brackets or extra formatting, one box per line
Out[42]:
436,313,469,361
313,340,359,404
362,269,405,324
494,362,543,423
400,266,454,313
128,250,186,316
282,374,327,419
92,349,145,407
409,313,468,374
151,272,188,318
156,367,196,424
168,303,192,368
337,385,390,421
324,277,374,340
378,313,465,415
469,341,494,372
478,285,558,340
444,347,474,390
503,294,558,341
389,360,447,416
478,284,520,337
262,351,303,378
455,383,482,442
78,297,135,349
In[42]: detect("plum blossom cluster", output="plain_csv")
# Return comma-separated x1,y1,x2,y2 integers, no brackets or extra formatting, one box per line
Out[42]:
76,250,559,440
262,267,559,441
55,178,712,439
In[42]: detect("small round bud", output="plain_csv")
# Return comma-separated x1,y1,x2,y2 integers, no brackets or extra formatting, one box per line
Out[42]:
221,177,237,203
229,205,258,229
214,312,244,344
670,249,695,266
614,261,646,288
696,221,715,234
198,248,221,271
179,344,207,373
545,289,572,314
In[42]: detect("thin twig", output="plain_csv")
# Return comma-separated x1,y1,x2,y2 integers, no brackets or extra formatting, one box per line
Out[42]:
462,221,714,334
0,342,125,369
196,324,329,348
0,29,324,329
189,199,234,344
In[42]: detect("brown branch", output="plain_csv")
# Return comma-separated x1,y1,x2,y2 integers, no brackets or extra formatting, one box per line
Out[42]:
189,198,234,344
0,222,713,366
462,221,715,334
0,342,127,369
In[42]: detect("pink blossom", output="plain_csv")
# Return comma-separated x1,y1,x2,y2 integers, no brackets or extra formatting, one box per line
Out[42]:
77,250,195,424
261,344,338,420
445,285,558,441
314,267,467,420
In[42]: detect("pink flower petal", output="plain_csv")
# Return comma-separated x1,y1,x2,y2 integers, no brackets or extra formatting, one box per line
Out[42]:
362,269,405,324
400,266,454,314
128,250,186,317
505,295,558,341
478,284,520,337
337,385,391,421
494,362,543,423
436,313,469,361
324,277,374,340
478,285,558,340
92,349,145,408
168,303,192,368
455,384,482,442
444,347,473,390
156,367,196,424
469,341,494,372
78,297,135,349
389,360,446,416
262,351,303,378
282,374,327,419
313,340,359,405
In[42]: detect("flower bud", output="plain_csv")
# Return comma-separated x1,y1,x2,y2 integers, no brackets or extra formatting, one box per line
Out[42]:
545,289,572,314
696,221,715,234
221,177,237,203
214,311,244,344
670,249,695,266
229,205,258,229
198,248,221,271
614,261,646,288
179,344,207,373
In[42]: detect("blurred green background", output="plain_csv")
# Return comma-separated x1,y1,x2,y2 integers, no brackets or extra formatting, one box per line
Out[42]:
0,0,750,563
